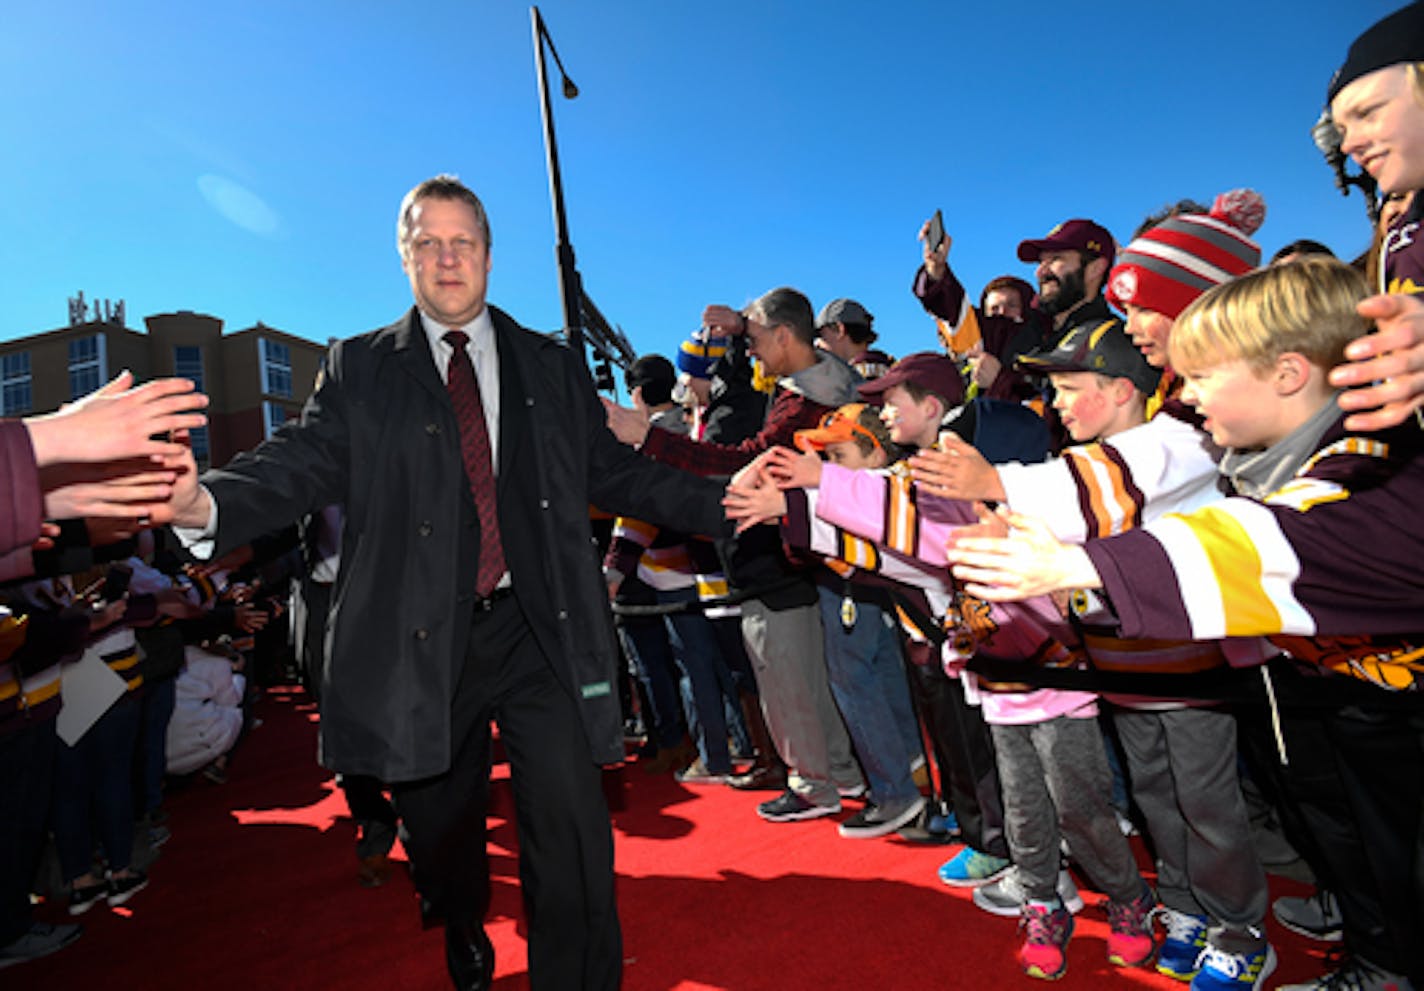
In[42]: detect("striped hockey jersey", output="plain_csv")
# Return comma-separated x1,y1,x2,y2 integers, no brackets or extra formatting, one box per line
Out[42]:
1083,415,1424,692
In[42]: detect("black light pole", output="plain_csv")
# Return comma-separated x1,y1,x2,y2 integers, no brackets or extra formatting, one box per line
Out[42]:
531,6,585,356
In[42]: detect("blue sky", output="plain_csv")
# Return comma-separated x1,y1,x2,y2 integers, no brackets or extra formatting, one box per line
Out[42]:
0,1,1399,380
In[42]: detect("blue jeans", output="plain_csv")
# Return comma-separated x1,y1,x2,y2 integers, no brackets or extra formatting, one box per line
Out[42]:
816,587,919,805
618,616,685,750
660,587,738,774
53,692,142,880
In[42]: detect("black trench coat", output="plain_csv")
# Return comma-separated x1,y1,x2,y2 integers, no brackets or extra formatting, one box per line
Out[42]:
204,306,727,780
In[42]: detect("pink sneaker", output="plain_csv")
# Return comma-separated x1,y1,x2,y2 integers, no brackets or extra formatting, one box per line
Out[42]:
1106,885,1158,968
1019,901,1074,980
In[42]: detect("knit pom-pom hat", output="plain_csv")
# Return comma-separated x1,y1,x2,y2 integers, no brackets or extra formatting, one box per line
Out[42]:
1107,189,1266,319
675,327,727,380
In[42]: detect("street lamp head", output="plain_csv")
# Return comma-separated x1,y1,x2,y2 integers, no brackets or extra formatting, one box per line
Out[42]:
562,76,578,99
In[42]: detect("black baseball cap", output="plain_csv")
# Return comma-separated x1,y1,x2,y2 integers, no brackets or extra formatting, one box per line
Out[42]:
1016,317,1160,395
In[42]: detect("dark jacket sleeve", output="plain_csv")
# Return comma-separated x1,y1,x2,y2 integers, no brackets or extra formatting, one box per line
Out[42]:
203,342,352,556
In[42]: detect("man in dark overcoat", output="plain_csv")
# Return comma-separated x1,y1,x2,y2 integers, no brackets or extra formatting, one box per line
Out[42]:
167,175,727,991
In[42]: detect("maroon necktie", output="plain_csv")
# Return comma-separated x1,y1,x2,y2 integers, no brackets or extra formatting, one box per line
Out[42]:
443,330,506,596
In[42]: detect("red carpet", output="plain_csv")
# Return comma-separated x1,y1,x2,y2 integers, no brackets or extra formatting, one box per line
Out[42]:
23,687,1335,989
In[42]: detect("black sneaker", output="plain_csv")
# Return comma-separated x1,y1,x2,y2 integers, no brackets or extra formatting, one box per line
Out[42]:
107,871,148,908
838,796,926,839
1275,956,1414,991
756,789,839,822
68,881,108,916
1272,890,1343,942
0,922,82,968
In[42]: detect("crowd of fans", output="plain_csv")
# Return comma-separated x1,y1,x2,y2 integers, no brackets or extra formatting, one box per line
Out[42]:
3,6,1424,991
596,8,1424,990
2,459,301,970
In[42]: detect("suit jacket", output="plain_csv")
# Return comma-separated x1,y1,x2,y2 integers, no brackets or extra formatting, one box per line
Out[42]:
203,306,728,779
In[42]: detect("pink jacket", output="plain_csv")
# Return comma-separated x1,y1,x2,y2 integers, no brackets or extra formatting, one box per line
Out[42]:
805,463,1098,725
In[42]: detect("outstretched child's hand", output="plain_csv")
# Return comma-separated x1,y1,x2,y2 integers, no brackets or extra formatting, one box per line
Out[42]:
723,470,790,535
945,501,1010,542
763,446,824,489
945,506,1100,601
909,437,1006,501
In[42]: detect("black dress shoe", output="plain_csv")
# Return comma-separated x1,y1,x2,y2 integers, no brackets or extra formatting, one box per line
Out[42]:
445,919,494,991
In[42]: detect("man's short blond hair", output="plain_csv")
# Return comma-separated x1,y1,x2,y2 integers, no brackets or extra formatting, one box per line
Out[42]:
397,174,492,255
1168,257,1370,374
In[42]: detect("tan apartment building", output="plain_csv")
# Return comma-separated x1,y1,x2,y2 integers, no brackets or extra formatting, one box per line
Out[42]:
0,297,327,469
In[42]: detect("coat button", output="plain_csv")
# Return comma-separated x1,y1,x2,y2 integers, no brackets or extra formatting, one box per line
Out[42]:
426,422,440,435
557,610,568,621
525,397,534,407
539,499,549,510
414,628,429,641
418,521,433,537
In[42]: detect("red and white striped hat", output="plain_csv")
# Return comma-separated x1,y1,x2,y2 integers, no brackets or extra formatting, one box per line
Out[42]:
1106,189,1266,319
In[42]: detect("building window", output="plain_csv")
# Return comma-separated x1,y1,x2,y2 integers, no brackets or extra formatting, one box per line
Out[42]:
172,345,209,466
68,334,107,400
260,338,292,398
174,345,204,390
263,401,290,439
188,425,210,467
2,352,31,415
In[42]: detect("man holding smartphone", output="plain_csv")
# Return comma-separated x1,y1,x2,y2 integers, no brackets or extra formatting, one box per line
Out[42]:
914,215,1117,410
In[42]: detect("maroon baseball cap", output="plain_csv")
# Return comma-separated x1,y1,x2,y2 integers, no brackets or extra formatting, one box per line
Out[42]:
1017,219,1116,269
858,351,965,409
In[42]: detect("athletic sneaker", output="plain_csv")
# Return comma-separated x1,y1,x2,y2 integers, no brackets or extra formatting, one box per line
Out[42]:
972,868,1084,917
1018,901,1074,980
1106,884,1158,968
674,759,730,785
836,781,868,800
938,847,1012,887
68,880,107,916
1275,956,1417,991
1157,909,1209,980
107,870,149,908
1272,890,1343,942
838,795,925,839
0,922,82,969
1190,941,1276,991
756,789,840,823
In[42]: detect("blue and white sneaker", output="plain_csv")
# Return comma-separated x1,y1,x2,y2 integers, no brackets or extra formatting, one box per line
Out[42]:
1157,910,1209,980
1189,941,1277,991
937,847,1012,887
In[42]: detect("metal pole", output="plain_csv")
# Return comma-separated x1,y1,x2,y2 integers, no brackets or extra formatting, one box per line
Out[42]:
531,7,584,357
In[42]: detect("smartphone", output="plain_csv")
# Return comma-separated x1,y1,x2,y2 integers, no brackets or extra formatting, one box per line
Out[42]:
926,209,946,252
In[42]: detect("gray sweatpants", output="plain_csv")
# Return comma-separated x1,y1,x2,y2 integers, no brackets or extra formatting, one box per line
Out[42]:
991,714,1144,905
741,599,863,806
1111,705,1267,930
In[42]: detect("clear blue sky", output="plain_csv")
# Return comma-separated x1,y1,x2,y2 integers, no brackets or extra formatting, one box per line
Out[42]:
0,1,1399,379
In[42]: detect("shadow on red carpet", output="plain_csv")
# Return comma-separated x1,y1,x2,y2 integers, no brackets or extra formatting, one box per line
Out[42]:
20,686,1337,990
